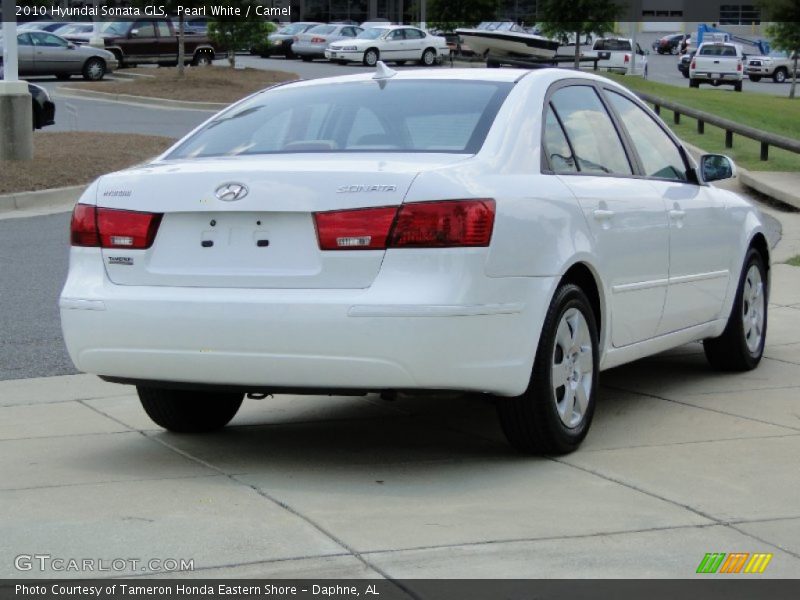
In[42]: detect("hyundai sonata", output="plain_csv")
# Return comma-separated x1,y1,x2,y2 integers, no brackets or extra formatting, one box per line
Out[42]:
60,66,769,454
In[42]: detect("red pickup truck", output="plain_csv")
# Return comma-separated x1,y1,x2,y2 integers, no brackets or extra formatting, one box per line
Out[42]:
65,18,217,68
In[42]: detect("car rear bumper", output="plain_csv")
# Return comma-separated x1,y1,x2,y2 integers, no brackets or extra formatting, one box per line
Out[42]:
325,49,362,61
293,45,326,57
60,248,554,396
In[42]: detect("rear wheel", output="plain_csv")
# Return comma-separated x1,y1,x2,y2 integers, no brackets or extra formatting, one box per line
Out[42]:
689,78,700,88
301,55,313,62
192,49,214,66
704,248,767,371
137,387,244,433
773,68,788,83
420,48,436,66
82,57,106,81
735,81,743,92
363,48,379,66
748,74,762,82
496,284,599,454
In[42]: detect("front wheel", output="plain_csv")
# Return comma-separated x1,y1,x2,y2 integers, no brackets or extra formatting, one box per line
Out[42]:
704,248,768,371
82,57,106,81
137,387,244,433
773,68,787,83
496,284,599,454
363,48,379,66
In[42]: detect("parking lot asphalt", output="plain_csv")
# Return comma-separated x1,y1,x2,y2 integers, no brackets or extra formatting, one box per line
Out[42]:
2,211,799,579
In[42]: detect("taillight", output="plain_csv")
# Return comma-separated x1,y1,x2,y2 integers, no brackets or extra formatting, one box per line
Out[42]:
70,203,100,247
389,200,495,248
624,54,630,64
70,204,163,249
737,61,742,71
691,60,696,69
314,206,397,250
311,37,325,43
314,199,495,250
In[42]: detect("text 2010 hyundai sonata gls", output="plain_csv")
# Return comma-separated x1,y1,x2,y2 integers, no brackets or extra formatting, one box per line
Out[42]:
60,66,769,454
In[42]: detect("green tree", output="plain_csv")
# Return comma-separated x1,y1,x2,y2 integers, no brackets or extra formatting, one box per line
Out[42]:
426,0,498,31
761,0,800,98
536,0,622,69
208,2,274,68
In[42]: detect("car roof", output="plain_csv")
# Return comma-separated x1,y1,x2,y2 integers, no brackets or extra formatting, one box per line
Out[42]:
273,67,621,91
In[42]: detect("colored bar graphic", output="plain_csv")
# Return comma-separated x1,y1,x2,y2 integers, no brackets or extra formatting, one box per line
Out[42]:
744,553,773,574
697,552,773,574
697,553,726,574
719,553,749,573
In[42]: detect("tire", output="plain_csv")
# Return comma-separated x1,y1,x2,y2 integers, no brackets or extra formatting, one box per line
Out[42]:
192,50,213,66
671,45,679,55
773,68,787,83
363,48,379,67
690,78,699,88
496,284,599,455
681,70,689,79
420,48,436,66
55,73,71,81
301,55,312,62
704,248,768,372
82,57,106,81
748,75,762,82
137,386,244,433
735,81,743,92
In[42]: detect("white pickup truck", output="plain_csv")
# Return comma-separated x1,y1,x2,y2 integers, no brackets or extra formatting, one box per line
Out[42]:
557,37,648,76
690,40,744,91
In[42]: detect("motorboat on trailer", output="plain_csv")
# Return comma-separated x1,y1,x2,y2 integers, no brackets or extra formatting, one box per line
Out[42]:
455,21,559,60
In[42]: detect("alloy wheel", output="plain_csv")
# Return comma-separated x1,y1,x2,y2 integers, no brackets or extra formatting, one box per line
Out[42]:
552,308,594,428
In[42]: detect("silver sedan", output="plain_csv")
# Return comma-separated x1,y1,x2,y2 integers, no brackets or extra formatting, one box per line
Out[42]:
292,24,363,61
0,30,117,81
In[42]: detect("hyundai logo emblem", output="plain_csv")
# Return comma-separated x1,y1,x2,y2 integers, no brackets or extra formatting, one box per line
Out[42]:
215,183,249,202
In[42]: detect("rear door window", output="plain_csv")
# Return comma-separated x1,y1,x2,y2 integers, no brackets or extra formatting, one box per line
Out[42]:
548,86,632,175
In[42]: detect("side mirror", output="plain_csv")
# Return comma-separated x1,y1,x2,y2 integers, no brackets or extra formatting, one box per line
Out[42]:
700,154,736,182
129,29,139,38
67,42,76,49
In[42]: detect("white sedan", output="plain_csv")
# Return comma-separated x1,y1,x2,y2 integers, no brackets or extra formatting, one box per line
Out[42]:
326,25,449,66
61,66,770,454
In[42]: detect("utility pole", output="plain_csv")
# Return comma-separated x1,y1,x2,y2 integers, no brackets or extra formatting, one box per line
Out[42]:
0,0,33,160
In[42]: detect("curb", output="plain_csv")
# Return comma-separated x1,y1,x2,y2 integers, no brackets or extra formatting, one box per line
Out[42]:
738,171,800,210
108,71,156,80
0,185,84,215
57,87,227,111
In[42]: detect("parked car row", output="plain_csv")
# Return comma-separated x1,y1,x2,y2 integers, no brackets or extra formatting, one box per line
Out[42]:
251,21,450,67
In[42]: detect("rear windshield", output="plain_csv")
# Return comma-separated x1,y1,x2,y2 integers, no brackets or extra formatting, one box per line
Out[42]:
699,45,737,56
166,80,513,159
594,39,632,51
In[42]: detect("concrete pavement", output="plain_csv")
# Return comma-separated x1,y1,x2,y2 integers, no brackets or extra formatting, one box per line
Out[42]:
1,263,799,579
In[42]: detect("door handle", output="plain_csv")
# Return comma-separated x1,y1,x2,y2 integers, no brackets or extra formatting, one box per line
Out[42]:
593,209,615,220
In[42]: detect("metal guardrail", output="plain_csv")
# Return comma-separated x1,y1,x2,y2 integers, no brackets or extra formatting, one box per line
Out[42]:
636,91,800,162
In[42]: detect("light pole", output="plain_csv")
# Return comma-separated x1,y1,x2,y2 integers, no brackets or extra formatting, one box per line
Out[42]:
89,0,104,48
0,0,33,160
